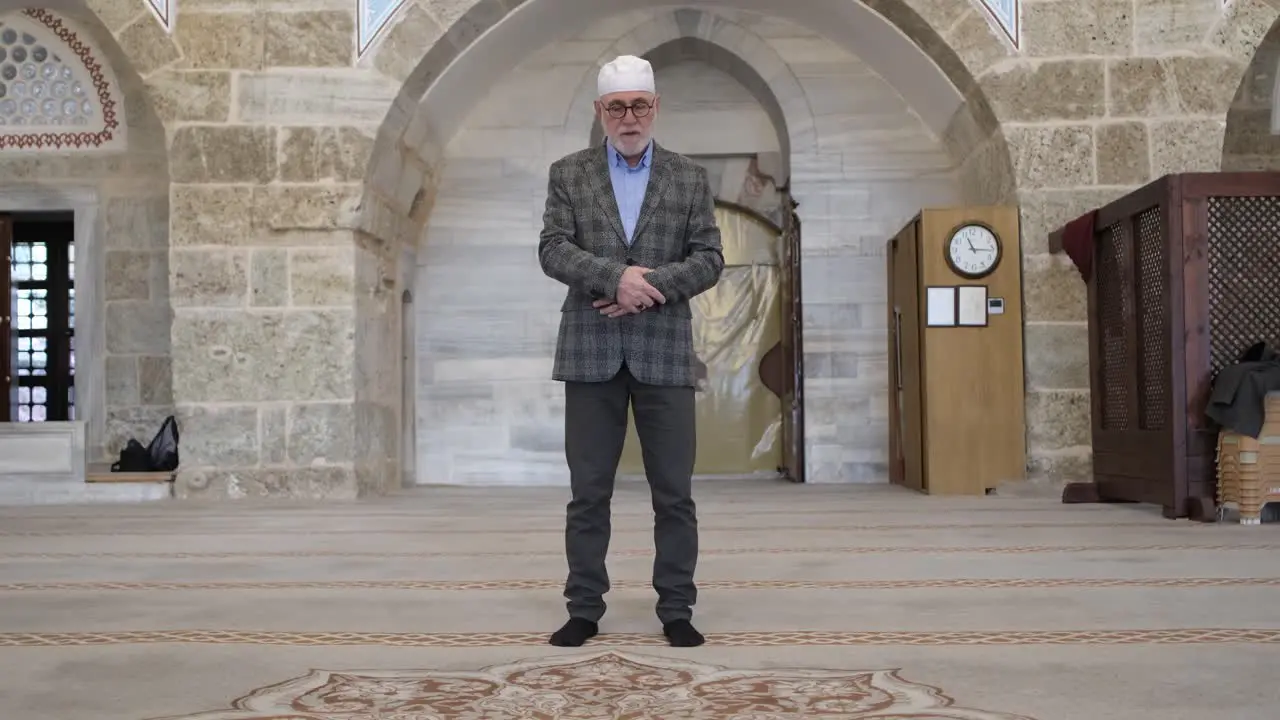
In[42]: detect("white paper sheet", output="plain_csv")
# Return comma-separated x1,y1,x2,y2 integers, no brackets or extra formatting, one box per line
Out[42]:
925,286,956,327
958,285,988,326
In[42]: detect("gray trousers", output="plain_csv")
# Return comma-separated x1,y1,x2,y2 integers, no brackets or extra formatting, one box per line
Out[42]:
562,364,698,625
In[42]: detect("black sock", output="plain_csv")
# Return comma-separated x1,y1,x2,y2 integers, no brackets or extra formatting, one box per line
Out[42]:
662,619,705,647
549,617,598,647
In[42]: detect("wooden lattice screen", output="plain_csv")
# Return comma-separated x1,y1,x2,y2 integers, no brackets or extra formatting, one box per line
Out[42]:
1094,218,1132,431
1066,173,1280,520
1205,196,1280,374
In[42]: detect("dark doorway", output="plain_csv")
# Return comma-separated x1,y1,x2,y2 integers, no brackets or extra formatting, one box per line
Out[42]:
1,210,76,423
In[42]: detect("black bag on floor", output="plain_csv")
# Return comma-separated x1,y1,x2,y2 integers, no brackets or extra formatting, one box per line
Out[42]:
111,439,151,472
145,415,180,472
109,416,180,473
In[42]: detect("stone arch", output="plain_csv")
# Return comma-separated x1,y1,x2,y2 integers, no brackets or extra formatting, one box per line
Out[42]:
1222,15,1280,171
0,2,172,464
364,0,1015,136
374,2,1009,486
565,12,811,171
358,0,1022,265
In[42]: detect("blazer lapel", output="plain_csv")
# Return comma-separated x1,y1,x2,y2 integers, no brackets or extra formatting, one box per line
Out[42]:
631,143,671,242
586,145,627,245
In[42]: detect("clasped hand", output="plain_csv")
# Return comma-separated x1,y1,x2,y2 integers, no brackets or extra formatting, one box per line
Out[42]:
595,266,665,318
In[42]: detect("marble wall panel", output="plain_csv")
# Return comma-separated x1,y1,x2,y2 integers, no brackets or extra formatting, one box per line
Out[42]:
412,15,958,486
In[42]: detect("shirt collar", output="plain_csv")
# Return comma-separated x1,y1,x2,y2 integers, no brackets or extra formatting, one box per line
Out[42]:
606,138,653,170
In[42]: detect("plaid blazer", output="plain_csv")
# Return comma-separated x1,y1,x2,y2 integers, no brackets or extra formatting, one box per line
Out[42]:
538,142,724,387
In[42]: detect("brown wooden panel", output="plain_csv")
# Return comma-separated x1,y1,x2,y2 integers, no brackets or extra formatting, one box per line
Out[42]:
888,217,926,493
1095,474,1161,508
1164,177,1190,514
86,472,174,484
1061,171,1280,518
916,207,1025,495
1181,193,1211,446
1089,188,1178,509
1094,175,1170,229
779,201,805,483
887,236,902,487
1093,433,1171,489
1182,171,1280,199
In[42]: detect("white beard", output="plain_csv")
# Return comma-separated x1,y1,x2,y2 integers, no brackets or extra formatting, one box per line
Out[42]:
608,130,650,158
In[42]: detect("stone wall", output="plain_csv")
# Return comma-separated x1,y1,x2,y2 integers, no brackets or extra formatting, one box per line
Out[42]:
0,6,172,462
987,0,1253,483
3,0,1271,499
119,0,389,498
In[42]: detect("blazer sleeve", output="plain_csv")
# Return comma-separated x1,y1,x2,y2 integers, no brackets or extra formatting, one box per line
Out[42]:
643,164,725,304
537,160,628,299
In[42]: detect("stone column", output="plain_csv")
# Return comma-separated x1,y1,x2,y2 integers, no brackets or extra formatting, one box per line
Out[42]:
153,4,392,498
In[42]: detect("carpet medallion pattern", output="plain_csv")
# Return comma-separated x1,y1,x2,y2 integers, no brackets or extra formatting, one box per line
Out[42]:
156,651,1037,719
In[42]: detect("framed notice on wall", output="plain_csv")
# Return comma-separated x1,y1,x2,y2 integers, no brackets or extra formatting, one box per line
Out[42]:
924,285,990,328
925,286,955,327
957,286,988,327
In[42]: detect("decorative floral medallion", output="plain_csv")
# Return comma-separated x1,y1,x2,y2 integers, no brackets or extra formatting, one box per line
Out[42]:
155,651,1038,719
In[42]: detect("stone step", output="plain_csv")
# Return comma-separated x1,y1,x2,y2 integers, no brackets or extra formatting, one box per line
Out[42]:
0,423,172,506
85,469,175,485
0,477,172,506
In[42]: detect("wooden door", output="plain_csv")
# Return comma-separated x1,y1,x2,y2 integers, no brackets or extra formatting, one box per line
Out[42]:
0,215,10,422
888,219,926,491
886,230,905,486
779,199,805,483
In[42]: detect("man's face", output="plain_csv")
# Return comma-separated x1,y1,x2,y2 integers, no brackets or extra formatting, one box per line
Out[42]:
596,91,658,158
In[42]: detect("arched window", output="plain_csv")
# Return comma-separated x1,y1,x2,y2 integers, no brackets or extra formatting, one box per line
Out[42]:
0,9,122,151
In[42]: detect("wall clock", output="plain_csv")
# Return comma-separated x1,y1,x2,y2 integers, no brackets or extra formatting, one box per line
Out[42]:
945,222,1002,279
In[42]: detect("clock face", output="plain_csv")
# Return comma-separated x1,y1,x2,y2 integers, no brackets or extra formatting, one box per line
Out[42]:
946,224,1001,278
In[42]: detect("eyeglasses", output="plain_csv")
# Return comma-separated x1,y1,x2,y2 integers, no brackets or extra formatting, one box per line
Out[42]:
604,101,652,119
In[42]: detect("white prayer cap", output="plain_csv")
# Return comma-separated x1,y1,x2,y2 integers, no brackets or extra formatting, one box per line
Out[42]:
597,55,655,98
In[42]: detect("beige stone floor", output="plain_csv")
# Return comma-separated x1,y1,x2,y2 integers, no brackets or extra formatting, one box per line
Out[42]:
1,479,1279,720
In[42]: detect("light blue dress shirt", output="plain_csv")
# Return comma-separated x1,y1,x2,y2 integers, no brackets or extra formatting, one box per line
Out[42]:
606,139,652,246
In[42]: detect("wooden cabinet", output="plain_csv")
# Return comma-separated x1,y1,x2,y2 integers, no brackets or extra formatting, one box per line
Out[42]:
886,207,1026,495
1048,172,1280,520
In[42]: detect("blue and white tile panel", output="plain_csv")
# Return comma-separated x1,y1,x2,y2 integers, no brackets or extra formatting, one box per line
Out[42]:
977,0,1019,50
357,0,410,57
144,0,172,33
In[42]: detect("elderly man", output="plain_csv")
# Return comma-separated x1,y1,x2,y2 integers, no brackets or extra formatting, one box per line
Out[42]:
537,55,724,648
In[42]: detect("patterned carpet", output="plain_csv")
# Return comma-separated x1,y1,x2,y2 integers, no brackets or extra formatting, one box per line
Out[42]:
2,483,1278,720
152,651,1038,720
5,628,1280,648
